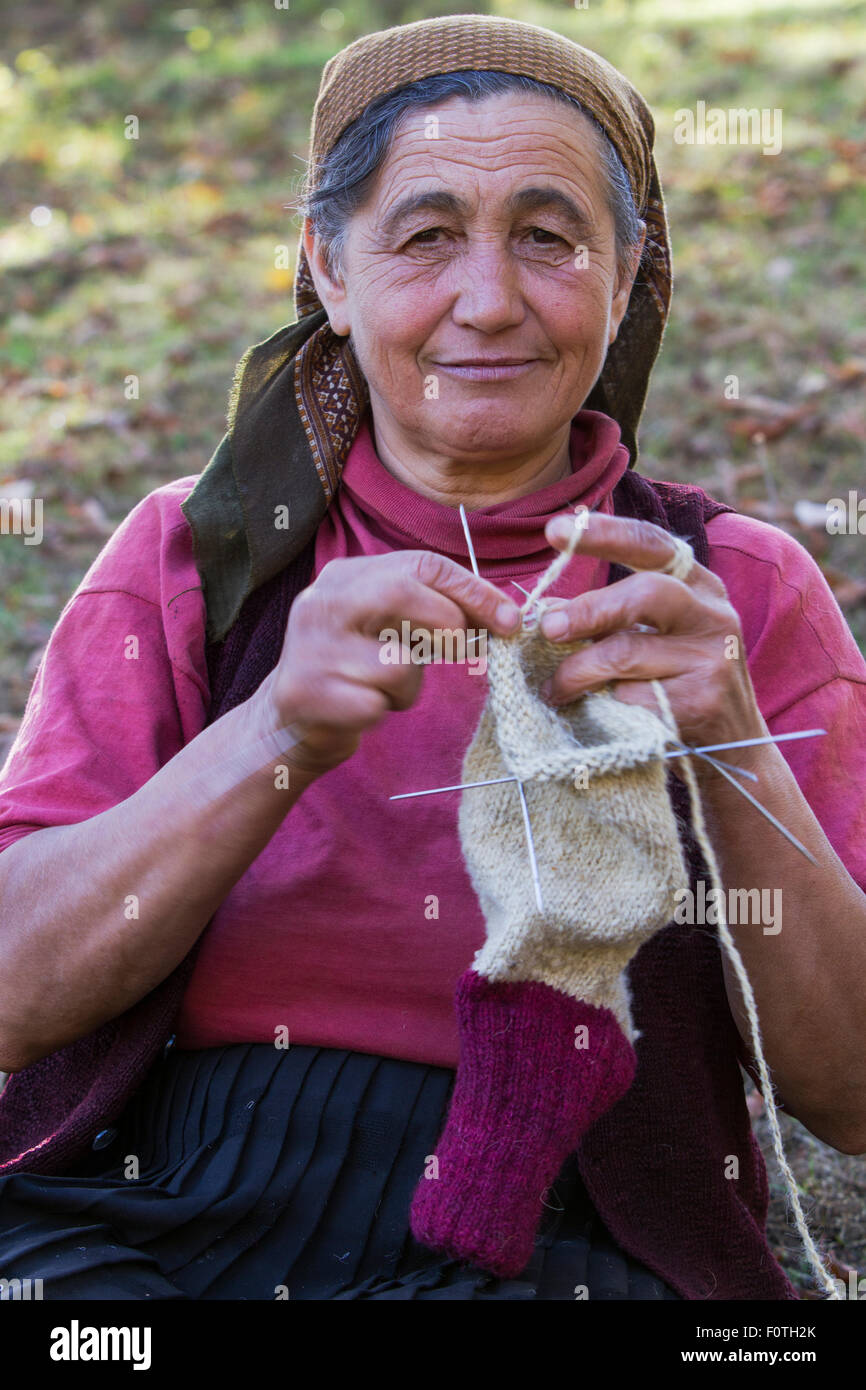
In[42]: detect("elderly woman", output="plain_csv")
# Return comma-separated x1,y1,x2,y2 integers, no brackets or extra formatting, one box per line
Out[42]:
0,15,865,1304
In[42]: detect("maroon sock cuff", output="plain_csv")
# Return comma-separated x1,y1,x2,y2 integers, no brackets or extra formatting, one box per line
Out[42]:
410,969,636,1278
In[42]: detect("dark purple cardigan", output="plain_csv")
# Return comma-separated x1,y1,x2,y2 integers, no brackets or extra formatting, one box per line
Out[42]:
0,471,798,1300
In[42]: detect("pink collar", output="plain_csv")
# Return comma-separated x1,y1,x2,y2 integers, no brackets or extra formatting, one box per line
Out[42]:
337,409,630,575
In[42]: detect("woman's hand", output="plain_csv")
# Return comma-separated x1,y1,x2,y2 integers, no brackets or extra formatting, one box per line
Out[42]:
251,549,522,778
536,512,767,760
533,510,866,1154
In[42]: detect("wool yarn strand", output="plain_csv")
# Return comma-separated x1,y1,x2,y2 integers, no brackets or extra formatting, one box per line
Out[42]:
652,681,840,1301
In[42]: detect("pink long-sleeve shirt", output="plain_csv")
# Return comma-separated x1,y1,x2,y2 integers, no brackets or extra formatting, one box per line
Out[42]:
2,409,865,1067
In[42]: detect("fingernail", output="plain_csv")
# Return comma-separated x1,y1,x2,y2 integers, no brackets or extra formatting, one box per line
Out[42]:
496,602,521,631
541,610,569,639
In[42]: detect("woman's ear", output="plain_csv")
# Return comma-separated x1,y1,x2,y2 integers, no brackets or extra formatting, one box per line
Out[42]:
608,222,646,347
302,218,351,336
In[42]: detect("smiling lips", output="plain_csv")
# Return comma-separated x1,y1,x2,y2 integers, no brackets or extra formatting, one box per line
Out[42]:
433,357,539,381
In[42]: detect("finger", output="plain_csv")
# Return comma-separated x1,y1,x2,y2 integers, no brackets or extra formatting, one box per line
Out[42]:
410,549,522,634
319,552,521,637
545,511,718,589
373,577,505,646
288,634,425,721
540,631,696,705
610,681,674,716
308,571,497,648
363,636,426,711
539,569,711,644
305,574,468,650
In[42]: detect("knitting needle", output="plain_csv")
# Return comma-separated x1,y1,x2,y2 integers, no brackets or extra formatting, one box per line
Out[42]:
389,728,764,799
516,780,546,916
460,503,545,914
390,729,827,799
391,747,814,864
391,728,826,799
458,503,482,580
688,758,757,783
392,753,819,870
685,729,826,757
668,744,819,866
390,758,754,801
391,775,524,801
510,579,543,627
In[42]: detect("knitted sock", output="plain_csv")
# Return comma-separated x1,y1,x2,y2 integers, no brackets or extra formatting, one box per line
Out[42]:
409,971,636,1276
413,517,839,1297
410,527,688,1277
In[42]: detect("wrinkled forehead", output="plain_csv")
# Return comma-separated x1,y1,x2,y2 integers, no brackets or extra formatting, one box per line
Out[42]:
360,93,613,228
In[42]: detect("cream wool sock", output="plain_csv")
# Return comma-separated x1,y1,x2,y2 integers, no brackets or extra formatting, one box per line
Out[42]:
461,624,685,1040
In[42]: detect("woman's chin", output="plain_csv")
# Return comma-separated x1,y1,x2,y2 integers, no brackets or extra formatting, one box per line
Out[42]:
415,414,565,462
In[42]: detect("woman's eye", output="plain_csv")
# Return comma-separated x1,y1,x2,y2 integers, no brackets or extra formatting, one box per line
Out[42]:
403,226,567,250
528,227,565,245
407,227,445,246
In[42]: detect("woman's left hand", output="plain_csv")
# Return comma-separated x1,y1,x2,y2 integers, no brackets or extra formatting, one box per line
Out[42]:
534,513,866,1157
536,511,768,757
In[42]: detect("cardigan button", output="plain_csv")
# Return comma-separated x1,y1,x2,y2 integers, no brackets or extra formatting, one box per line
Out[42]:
162,1034,176,1060
92,1127,118,1151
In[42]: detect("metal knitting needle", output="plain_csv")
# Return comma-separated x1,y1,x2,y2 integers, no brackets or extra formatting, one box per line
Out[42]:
516,780,546,916
392,733,829,800
683,729,826,757
390,758,754,802
509,580,548,631
390,729,826,800
700,754,819,866
391,775,521,801
460,503,545,913
667,744,818,866
391,747,813,864
458,504,481,579
665,752,757,783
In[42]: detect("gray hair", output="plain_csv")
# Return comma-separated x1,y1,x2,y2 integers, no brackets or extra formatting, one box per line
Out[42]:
293,70,645,283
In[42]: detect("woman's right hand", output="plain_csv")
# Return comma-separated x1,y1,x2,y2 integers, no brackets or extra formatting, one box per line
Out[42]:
0,549,521,1072
250,549,523,778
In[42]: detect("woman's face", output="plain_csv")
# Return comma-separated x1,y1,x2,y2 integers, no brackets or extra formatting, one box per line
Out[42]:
305,92,643,466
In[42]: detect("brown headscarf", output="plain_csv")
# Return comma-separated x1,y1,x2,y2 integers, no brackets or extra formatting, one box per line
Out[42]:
292,14,672,489
183,14,673,642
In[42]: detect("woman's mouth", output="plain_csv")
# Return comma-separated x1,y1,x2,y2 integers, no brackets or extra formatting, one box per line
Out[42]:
432,359,539,383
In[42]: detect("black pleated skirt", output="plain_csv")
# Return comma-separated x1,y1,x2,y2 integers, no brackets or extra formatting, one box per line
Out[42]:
0,1043,681,1300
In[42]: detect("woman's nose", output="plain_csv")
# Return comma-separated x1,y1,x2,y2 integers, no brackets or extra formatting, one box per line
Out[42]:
449,240,526,333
